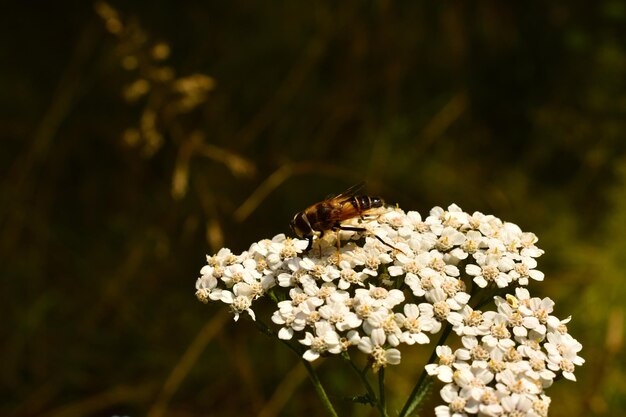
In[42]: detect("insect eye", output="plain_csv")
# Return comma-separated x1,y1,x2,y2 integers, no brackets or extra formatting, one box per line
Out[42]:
290,213,311,238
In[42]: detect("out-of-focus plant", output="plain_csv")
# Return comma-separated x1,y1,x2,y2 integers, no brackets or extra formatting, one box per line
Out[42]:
95,1,255,250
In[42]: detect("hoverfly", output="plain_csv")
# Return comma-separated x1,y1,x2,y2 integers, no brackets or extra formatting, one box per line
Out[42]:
289,183,397,252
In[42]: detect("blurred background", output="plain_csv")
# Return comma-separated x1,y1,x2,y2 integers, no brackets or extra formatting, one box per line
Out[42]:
2,1,626,416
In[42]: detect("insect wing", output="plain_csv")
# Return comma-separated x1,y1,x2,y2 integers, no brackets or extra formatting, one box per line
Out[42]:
335,182,365,201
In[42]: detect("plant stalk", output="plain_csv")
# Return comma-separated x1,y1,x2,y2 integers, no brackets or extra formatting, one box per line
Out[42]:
398,323,453,417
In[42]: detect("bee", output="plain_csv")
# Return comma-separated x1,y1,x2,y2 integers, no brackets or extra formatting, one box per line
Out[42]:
290,183,395,252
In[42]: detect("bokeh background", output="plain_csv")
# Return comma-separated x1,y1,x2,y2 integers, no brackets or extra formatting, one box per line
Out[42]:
3,1,626,416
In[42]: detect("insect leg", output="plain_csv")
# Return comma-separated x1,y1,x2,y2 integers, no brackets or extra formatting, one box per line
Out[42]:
336,225,368,233
337,225,405,254
317,230,325,257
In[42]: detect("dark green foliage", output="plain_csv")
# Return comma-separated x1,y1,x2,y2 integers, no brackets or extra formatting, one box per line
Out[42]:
2,1,626,416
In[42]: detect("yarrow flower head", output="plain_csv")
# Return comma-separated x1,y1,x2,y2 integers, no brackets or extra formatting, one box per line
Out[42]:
428,287,584,416
196,203,583,415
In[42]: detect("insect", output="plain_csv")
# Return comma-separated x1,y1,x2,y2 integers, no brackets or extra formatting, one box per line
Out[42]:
289,183,396,252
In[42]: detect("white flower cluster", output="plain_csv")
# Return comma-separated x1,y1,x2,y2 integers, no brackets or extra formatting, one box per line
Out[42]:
428,287,584,417
195,204,583,414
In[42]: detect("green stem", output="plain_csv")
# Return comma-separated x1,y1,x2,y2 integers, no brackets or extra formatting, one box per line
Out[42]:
398,323,453,417
472,285,509,310
252,318,276,338
346,356,378,404
253,319,339,417
343,354,387,416
301,359,340,417
378,368,389,417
